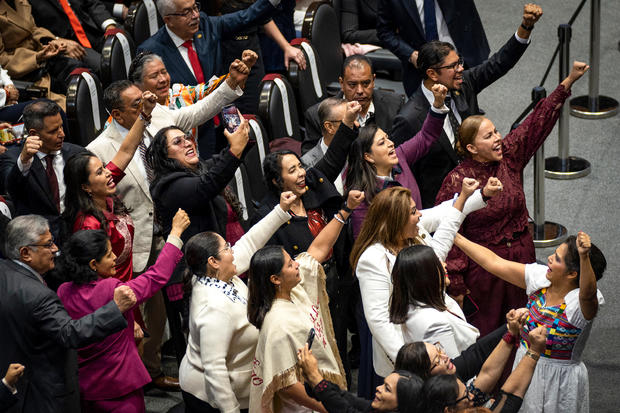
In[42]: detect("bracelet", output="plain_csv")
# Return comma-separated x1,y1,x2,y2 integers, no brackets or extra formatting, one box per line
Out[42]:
525,349,540,361
139,111,152,123
333,213,345,225
341,203,353,214
502,331,518,346
521,23,534,31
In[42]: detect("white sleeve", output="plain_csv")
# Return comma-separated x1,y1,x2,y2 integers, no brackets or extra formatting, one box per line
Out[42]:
16,155,33,175
0,89,6,108
564,288,605,329
196,306,241,413
171,81,243,132
231,205,290,275
356,250,404,363
523,263,551,295
420,204,466,262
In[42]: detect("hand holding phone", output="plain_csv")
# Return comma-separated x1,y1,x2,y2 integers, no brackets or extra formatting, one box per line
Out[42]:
221,105,242,133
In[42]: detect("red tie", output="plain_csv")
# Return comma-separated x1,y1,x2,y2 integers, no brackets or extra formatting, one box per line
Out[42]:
57,0,93,48
182,40,205,83
45,154,61,212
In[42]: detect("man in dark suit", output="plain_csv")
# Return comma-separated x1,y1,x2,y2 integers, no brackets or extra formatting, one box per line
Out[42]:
303,54,405,154
0,214,136,413
377,0,490,97
0,100,85,239
390,4,543,209
29,0,119,71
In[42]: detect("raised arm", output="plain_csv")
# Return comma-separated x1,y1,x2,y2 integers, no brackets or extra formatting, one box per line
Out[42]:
109,91,157,172
576,232,599,320
306,190,364,263
453,233,526,289
501,325,547,398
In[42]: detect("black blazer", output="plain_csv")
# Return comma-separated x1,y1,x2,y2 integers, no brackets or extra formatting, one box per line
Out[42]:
376,0,490,96
390,34,530,208
338,0,380,45
302,89,405,154
0,142,85,240
29,0,115,51
0,259,127,413
0,382,18,412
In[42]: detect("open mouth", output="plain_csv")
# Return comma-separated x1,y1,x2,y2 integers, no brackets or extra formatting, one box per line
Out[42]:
492,142,502,155
107,177,116,189
296,179,306,189
185,148,196,158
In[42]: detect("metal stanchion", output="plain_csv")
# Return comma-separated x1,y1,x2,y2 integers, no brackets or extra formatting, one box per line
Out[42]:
570,0,618,119
545,24,591,180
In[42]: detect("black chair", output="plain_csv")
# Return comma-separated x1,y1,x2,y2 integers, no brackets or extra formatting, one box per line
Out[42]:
65,69,107,147
227,163,256,225
243,115,269,204
100,29,136,87
287,38,326,126
124,0,163,46
302,1,344,91
257,74,302,142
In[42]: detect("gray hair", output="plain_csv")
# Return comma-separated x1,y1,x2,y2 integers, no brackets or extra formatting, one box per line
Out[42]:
318,97,346,133
128,52,164,85
4,215,50,260
156,0,177,17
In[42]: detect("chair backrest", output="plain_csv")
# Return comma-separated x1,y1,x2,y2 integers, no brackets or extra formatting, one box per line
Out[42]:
124,0,163,46
65,69,107,147
287,38,326,125
302,1,344,85
100,29,136,87
242,115,269,203
227,163,255,224
257,74,301,142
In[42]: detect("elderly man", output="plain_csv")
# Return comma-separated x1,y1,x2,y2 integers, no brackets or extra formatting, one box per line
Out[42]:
303,54,405,154
0,100,85,239
0,215,136,413
391,3,543,208
85,58,248,390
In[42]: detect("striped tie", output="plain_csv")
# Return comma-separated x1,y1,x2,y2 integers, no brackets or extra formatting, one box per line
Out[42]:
139,137,154,183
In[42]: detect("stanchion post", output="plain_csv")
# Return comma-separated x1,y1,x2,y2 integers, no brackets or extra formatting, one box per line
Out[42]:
570,0,618,118
545,24,591,180
528,87,568,247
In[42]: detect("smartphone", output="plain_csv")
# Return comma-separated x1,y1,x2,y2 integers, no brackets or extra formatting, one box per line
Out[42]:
221,104,241,133
306,327,316,349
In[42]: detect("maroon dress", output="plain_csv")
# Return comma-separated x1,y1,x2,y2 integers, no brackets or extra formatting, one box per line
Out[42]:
436,84,570,336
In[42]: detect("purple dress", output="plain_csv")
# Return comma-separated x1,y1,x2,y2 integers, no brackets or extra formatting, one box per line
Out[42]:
57,242,183,408
436,84,570,336
350,109,446,238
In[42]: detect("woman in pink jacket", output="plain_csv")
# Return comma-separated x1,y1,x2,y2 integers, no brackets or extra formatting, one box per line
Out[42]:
56,209,190,412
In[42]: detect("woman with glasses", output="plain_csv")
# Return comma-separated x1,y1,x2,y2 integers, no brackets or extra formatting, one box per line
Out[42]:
454,231,605,413
435,62,589,337
422,325,548,413
178,191,296,413
345,83,450,239
55,209,190,413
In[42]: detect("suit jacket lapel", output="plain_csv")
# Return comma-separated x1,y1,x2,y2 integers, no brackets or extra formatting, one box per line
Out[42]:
107,127,152,201
30,156,59,211
6,259,44,285
401,0,424,40
161,30,197,84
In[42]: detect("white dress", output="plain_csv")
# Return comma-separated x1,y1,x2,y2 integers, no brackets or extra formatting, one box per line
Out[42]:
514,263,604,413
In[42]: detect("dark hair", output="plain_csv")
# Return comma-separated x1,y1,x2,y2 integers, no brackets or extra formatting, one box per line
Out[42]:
63,151,130,233
184,231,222,278
56,230,109,284
23,100,62,131
103,80,135,113
342,54,374,76
345,123,380,202
422,374,460,413
563,235,606,282
128,51,163,84
390,245,447,324
247,246,285,329
317,97,346,134
417,41,456,79
393,370,424,412
395,342,433,380
146,126,244,218
262,150,302,196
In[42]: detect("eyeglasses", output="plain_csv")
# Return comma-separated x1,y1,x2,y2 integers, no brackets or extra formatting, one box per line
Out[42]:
429,342,448,371
26,237,56,250
168,133,193,147
217,242,232,256
432,57,464,71
166,2,200,18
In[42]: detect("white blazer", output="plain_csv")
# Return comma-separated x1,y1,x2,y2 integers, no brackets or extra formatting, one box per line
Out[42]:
403,295,480,359
356,191,485,376
87,81,242,271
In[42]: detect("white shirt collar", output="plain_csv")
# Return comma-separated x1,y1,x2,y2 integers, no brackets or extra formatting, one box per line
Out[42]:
36,150,61,160
12,259,46,284
358,100,375,126
165,25,188,48
319,136,328,155
113,119,130,138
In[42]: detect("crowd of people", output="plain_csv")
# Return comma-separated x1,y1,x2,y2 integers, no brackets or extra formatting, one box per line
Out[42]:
0,1,608,413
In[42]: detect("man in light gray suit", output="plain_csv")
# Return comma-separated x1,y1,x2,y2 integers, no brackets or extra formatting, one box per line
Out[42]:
301,97,347,194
